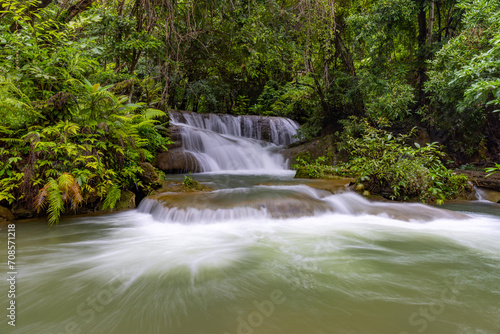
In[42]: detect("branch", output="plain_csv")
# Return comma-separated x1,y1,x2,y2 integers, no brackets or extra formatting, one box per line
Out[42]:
61,0,96,22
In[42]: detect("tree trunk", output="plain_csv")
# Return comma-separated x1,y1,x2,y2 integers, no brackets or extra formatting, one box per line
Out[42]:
63,0,96,22
417,1,427,107
427,0,435,44
436,0,442,42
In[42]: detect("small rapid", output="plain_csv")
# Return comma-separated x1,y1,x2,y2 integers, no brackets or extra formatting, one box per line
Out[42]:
138,186,467,223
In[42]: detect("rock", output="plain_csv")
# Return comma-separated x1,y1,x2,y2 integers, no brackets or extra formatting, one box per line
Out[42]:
356,184,365,191
477,187,500,203
282,135,344,167
11,205,35,219
114,190,136,211
258,118,272,142
415,126,431,147
0,206,15,222
140,162,162,188
455,170,500,192
166,125,183,150
155,149,201,173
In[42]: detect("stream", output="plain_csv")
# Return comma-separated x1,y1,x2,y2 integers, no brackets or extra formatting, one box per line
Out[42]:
1,113,500,334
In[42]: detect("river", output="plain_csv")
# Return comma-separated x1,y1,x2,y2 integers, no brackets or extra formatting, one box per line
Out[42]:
1,113,500,334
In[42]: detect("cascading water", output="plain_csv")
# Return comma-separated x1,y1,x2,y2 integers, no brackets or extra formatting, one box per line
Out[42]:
169,111,299,172
3,113,500,334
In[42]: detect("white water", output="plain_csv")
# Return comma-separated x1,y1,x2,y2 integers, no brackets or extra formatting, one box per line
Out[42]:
3,194,500,334
2,112,500,334
169,111,299,172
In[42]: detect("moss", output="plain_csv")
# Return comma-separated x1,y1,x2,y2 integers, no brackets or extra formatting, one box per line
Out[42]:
182,175,204,191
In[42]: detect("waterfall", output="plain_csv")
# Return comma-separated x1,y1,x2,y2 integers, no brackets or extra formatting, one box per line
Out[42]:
169,111,299,172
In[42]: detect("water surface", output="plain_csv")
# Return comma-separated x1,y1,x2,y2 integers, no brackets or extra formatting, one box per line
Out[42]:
1,174,500,334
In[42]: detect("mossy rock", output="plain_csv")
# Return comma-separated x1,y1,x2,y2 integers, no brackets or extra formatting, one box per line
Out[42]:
0,206,15,222
283,135,345,167
182,176,205,191
97,190,136,212
114,190,136,211
140,162,162,189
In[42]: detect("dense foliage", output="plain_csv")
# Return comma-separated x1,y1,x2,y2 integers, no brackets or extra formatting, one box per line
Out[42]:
294,118,471,203
0,0,170,223
1,0,499,221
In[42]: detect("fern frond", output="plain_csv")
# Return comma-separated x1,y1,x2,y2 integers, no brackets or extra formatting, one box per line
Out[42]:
0,126,14,136
132,120,157,129
62,121,80,135
102,184,121,210
34,181,51,212
0,137,23,143
67,179,84,210
143,108,166,120
35,178,64,225
58,173,75,192
47,180,64,226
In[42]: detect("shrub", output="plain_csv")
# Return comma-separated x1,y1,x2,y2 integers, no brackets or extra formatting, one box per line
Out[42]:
294,117,471,203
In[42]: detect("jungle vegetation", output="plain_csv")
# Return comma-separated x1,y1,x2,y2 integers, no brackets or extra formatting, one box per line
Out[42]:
1,0,499,221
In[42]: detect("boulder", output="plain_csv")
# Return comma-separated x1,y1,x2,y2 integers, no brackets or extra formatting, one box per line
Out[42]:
0,205,15,222
166,124,183,150
282,135,345,167
11,205,35,219
114,190,136,211
477,187,500,203
455,170,500,192
155,149,201,173
139,162,162,188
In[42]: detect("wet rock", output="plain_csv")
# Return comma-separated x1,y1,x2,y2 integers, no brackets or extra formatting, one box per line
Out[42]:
114,190,136,211
455,170,500,192
0,205,15,222
155,149,201,173
258,118,272,142
147,189,334,220
140,162,162,188
166,125,183,150
477,187,500,203
282,135,345,167
11,205,35,219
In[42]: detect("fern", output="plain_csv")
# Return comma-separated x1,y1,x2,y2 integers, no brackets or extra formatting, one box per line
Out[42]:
143,108,166,120
35,178,63,226
102,184,122,210
46,181,64,226
58,173,84,210
34,173,83,225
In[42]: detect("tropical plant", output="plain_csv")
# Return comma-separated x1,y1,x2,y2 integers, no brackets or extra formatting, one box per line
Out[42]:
34,173,83,225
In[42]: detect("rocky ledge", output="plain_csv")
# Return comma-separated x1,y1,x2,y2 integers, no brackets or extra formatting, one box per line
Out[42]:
454,170,500,192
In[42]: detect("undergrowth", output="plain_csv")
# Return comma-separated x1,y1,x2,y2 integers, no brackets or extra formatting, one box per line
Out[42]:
293,117,471,203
